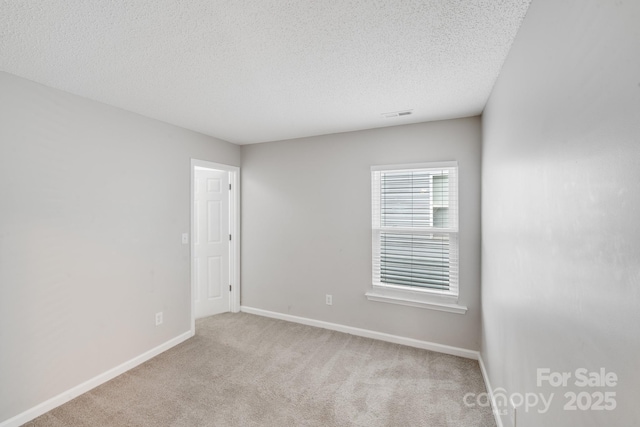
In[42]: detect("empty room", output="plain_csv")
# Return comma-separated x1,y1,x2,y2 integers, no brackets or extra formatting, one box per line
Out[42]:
1,1,638,426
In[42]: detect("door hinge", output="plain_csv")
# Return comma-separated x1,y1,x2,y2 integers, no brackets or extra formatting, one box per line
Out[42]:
229,183,231,190
229,234,232,241
229,285,232,291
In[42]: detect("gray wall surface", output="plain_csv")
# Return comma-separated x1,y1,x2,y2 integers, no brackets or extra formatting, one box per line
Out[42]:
0,72,240,422
241,118,482,350
481,0,640,426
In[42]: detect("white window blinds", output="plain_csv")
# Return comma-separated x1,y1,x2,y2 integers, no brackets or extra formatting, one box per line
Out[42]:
372,162,459,296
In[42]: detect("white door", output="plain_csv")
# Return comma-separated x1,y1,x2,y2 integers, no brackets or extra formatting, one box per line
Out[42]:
194,167,230,318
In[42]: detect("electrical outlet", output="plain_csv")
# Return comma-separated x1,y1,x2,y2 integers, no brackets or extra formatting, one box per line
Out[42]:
155,312,163,326
326,294,333,305
181,233,189,244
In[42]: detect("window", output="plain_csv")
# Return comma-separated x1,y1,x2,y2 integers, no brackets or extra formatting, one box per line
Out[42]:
366,162,466,314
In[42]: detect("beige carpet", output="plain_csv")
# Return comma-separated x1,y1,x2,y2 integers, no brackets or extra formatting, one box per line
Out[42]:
24,313,496,427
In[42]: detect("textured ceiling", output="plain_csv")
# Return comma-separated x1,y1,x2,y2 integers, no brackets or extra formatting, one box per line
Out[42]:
1,1,531,144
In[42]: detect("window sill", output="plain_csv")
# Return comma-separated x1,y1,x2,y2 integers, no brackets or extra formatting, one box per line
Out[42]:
365,290,468,314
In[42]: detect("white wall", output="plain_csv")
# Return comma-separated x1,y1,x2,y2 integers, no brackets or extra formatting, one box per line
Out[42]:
241,117,481,350
0,72,240,423
481,1,640,426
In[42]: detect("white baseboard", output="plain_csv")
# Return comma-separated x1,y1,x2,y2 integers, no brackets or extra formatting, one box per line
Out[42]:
0,330,194,427
478,353,504,427
240,306,479,360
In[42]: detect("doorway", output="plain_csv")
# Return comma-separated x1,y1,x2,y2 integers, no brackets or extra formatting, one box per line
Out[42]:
190,159,240,332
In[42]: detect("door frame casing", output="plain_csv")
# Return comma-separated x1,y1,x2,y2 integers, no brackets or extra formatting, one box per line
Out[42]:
190,158,240,334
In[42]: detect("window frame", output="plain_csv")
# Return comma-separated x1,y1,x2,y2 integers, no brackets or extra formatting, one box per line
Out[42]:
366,161,467,314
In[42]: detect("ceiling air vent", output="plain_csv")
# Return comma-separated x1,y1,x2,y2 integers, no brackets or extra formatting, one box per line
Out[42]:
381,110,413,118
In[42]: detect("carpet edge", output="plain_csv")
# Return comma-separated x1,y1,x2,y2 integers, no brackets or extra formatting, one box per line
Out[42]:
0,330,194,427
240,306,479,360
479,353,504,427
